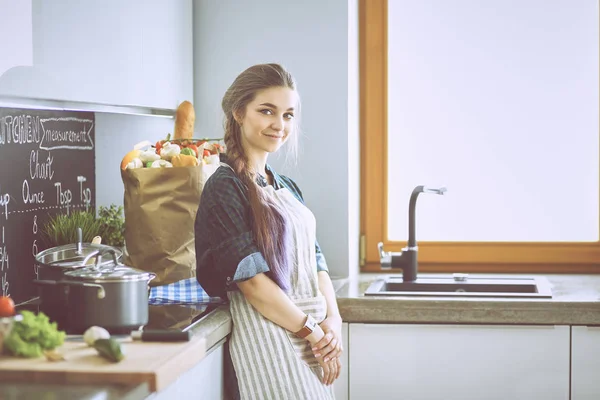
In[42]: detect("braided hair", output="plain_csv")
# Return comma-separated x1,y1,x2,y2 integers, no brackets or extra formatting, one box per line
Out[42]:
221,64,299,291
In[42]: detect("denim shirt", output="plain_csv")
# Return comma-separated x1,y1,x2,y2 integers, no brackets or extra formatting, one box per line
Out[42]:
194,156,329,298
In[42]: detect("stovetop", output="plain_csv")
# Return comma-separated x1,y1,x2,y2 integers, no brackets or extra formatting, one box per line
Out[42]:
16,300,224,335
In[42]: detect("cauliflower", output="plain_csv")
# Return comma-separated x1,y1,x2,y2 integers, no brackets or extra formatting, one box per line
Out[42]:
151,160,173,168
126,158,143,169
159,142,181,161
139,149,161,163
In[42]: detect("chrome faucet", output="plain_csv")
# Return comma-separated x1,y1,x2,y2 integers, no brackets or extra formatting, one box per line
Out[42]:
378,185,447,282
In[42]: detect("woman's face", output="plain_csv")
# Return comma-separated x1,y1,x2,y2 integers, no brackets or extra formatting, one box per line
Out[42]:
238,86,298,156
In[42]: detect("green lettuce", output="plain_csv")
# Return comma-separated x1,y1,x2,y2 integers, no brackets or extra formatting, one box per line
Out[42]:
3,311,66,358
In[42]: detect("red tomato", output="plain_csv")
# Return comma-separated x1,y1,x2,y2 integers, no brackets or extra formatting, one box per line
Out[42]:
0,296,15,317
187,144,199,157
203,149,210,158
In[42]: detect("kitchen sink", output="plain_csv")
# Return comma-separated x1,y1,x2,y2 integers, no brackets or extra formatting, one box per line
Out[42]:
364,275,553,298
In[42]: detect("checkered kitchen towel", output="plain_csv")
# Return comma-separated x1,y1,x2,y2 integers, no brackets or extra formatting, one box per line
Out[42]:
148,277,220,305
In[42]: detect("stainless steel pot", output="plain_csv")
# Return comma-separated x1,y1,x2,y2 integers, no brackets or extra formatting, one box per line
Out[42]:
33,249,155,334
34,242,123,328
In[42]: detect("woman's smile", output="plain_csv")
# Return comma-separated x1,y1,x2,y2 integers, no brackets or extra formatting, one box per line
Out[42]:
263,132,284,139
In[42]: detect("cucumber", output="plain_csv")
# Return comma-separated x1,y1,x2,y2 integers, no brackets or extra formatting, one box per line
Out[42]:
93,338,125,363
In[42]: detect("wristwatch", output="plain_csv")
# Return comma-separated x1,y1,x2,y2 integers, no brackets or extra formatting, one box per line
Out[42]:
295,314,318,338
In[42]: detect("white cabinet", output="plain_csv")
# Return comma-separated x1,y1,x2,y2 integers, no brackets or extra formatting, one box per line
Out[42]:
0,0,193,110
333,322,349,400
151,341,224,400
349,323,570,400
572,326,600,400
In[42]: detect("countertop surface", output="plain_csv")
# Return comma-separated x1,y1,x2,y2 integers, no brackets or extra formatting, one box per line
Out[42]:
335,273,600,325
2,272,598,400
186,273,600,351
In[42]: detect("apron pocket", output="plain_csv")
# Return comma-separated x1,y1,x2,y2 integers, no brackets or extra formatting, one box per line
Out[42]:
285,295,327,368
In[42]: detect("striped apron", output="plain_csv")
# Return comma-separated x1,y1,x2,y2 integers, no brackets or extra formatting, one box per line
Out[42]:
227,185,335,400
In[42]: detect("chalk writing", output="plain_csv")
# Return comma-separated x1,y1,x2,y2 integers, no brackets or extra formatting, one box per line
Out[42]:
32,215,38,276
22,180,45,204
0,114,42,147
30,150,54,180
39,118,94,150
0,107,96,304
1,227,9,297
31,241,38,276
78,176,92,212
0,187,9,220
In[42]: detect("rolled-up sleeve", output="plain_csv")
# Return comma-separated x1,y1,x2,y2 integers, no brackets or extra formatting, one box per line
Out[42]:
195,171,269,296
233,252,270,281
315,239,329,273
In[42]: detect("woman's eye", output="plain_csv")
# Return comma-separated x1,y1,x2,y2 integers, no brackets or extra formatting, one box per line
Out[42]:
260,109,273,115
284,113,294,120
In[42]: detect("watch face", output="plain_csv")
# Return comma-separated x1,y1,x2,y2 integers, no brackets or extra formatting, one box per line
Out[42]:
306,315,317,331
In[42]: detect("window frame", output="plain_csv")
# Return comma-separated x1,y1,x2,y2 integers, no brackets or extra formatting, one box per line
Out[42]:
359,0,600,273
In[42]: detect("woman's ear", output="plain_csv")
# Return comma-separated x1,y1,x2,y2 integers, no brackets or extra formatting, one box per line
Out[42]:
234,111,243,126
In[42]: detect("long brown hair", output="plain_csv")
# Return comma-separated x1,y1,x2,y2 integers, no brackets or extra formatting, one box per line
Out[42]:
221,63,298,291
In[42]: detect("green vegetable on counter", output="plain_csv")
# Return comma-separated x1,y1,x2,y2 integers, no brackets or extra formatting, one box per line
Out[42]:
94,338,125,363
180,147,195,157
3,311,66,358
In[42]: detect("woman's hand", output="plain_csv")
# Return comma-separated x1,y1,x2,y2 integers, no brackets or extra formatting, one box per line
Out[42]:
317,353,341,385
312,315,343,363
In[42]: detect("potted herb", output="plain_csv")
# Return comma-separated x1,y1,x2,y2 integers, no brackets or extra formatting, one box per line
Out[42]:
40,204,125,249
96,204,125,248
41,210,104,247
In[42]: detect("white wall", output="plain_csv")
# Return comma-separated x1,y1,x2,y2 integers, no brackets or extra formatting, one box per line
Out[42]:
193,0,360,279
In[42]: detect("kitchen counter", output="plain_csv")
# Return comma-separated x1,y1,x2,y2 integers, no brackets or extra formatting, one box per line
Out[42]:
2,273,598,400
178,273,600,355
177,273,600,349
335,273,600,325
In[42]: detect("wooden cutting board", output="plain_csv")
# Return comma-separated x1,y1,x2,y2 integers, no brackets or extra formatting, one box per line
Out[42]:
0,335,206,392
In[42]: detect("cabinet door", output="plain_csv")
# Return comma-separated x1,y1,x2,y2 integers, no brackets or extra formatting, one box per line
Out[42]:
349,324,569,400
151,341,224,400
0,1,193,109
572,326,600,400
333,322,349,400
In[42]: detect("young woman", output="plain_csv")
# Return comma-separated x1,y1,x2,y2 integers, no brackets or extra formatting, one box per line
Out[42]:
195,63,343,399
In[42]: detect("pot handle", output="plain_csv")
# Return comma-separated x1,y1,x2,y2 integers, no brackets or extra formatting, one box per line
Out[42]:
33,279,106,299
81,250,101,266
92,248,120,270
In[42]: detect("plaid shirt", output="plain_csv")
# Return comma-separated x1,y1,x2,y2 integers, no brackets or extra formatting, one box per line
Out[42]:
195,156,329,298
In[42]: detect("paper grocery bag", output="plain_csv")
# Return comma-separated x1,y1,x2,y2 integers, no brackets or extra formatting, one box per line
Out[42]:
121,163,217,286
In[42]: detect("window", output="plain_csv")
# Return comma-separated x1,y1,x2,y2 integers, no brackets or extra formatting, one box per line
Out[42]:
360,0,600,273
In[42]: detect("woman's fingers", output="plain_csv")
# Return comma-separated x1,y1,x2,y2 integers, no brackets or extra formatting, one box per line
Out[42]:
321,337,339,362
321,361,332,385
335,357,342,380
312,332,333,356
329,358,339,385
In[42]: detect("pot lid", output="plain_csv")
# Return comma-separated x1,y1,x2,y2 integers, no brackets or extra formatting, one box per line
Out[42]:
35,243,123,270
64,265,155,282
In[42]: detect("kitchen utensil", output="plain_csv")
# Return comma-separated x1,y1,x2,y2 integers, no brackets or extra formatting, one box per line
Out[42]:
131,329,190,342
34,242,123,328
34,249,155,334
86,236,102,265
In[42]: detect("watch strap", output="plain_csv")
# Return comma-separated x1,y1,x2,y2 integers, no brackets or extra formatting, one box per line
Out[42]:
295,314,317,338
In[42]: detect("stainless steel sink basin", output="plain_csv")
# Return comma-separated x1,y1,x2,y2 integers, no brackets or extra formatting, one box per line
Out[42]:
364,275,552,298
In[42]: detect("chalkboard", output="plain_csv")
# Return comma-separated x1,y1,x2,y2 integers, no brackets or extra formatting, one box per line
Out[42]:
0,107,95,304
